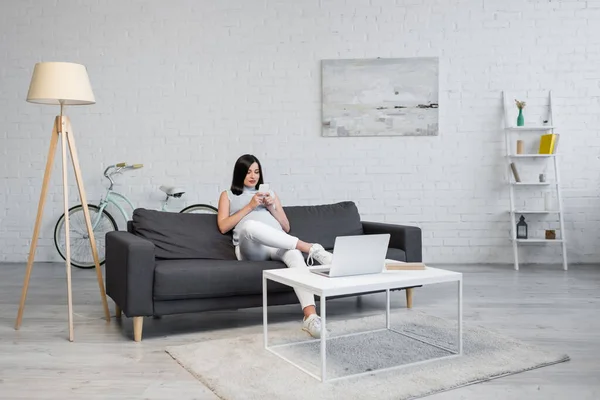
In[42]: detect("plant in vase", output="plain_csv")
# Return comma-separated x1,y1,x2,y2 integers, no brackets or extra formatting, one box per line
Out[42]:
515,99,526,127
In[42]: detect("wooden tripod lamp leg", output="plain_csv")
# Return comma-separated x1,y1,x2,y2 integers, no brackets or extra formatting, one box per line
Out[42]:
65,118,111,323
60,117,75,342
15,117,60,330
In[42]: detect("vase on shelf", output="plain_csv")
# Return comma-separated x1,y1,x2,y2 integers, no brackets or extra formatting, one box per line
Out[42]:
517,109,524,126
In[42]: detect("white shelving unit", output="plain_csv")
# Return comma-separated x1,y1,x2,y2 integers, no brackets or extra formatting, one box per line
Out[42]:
505,126,556,131
511,210,560,214
502,91,568,271
508,154,556,159
511,182,555,186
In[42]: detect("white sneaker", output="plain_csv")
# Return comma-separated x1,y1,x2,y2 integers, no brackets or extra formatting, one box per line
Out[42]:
302,314,322,338
307,244,333,266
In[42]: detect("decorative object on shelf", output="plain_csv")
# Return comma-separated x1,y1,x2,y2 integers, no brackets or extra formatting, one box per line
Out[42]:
539,173,546,183
321,57,439,137
516,215,528,239
539,133,559,154
515,99,526,126
545,230,556,240
510,162,521,182
516,140,524,154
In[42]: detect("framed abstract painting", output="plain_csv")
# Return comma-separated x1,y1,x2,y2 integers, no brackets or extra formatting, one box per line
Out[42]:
321,57,439,137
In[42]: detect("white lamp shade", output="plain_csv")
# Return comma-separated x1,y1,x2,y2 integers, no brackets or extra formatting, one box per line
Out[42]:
26,62,95,105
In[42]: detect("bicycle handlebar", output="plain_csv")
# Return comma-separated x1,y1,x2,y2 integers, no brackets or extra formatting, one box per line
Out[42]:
104,163,144,175
103,163,144,189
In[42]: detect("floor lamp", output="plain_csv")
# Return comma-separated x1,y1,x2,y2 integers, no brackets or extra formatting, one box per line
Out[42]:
15,62,111,342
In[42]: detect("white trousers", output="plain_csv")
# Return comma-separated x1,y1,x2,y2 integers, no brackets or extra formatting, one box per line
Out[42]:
235,220,315,309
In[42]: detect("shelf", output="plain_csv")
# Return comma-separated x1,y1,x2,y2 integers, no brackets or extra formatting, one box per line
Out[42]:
511,182,556,186
508,154,556,158
511,210,560,214
513,239,564,244
503,90,568,270
505,126,555,131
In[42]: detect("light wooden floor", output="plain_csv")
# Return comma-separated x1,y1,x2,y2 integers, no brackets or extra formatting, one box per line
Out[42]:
1,262,598,399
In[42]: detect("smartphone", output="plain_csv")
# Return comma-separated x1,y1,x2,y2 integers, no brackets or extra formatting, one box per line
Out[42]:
258,184,270,194
258,183,275,209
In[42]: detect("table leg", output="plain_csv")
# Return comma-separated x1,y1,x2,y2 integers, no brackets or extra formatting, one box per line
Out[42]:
458,279,463,355
386,289,391,329
263,276,268,349
320,295,327,382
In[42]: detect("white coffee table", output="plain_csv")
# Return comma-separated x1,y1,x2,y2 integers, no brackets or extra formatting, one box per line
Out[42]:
262,266,463,382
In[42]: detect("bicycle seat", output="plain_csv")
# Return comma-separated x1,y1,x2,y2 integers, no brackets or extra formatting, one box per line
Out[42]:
159,185,185,198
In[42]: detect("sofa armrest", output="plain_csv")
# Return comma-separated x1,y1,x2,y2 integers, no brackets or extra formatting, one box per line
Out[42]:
105,231,156,317
362,221,422,262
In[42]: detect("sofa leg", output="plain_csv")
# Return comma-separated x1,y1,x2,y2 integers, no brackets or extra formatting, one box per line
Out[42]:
406,288,413,309
356,295,362,306
133,317,143,342
115,303,122,319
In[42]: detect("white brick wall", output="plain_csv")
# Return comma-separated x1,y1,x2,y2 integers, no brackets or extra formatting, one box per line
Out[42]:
1,0,600,265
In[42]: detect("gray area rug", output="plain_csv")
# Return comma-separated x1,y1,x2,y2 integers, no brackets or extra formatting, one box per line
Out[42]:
166,311,569,400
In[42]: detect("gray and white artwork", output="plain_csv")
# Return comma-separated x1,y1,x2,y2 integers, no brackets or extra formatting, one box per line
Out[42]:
321,57,439,137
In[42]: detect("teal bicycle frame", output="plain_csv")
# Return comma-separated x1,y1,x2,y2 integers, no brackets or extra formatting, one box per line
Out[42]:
92,190,136,230
89,163,193,230
89,164,148,230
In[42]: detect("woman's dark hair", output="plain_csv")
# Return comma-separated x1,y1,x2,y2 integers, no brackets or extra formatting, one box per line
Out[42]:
230,154,264,195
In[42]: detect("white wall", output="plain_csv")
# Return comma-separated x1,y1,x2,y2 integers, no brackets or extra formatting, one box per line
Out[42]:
1,0,600,264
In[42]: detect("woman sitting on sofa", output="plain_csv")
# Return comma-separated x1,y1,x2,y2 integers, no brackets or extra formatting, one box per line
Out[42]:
217,154,332,338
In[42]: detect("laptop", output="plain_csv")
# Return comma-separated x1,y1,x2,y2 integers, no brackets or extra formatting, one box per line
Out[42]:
310,234,390,278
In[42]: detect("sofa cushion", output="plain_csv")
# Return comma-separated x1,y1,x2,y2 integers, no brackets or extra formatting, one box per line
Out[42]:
131,208,236,260
386,247,406,262
284,201,363,249
153,259,294,300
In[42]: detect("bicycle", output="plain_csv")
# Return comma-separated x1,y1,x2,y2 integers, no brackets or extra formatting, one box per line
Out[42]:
53,162,218,269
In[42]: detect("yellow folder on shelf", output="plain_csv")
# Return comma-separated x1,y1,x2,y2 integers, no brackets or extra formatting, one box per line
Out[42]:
538,133,559,154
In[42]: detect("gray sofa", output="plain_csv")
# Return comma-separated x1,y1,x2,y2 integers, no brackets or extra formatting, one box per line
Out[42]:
105,201,422,341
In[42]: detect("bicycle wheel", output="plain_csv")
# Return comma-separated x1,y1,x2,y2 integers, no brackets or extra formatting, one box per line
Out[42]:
54,204,118,269
180,204,218,214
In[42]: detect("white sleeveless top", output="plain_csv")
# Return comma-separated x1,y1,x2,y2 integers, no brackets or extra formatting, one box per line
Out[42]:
226,186,282,246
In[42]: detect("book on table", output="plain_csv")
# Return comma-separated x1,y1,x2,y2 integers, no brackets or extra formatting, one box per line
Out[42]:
384,259,426,270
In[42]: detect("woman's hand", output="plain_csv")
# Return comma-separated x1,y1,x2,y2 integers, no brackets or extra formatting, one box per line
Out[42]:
262,193,275,208
249,193,263,210
264,192,290,232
